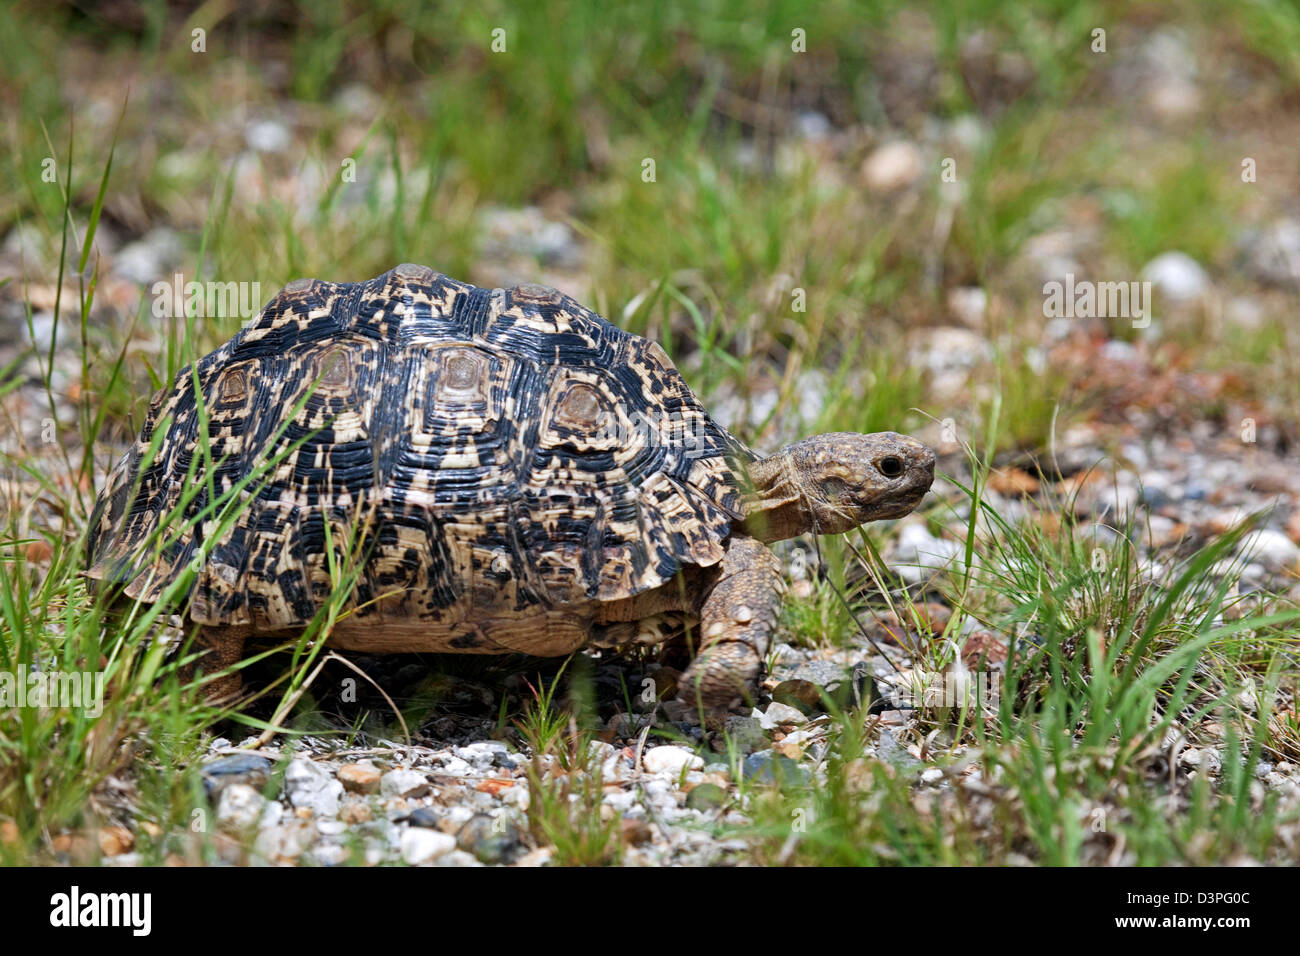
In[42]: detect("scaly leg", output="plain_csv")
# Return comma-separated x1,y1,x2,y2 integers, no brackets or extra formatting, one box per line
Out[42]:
181,626,249,703
679,535,784,719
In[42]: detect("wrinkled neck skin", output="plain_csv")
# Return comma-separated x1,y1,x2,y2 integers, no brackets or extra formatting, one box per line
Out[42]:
738,454,808,543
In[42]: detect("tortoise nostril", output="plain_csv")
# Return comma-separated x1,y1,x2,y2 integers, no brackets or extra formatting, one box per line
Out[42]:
878,456,903,478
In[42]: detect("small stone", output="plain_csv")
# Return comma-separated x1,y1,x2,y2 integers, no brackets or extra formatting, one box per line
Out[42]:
435,849,485,867
685,783,728,811
201,753,272,795
920,768,944,785
720,715,767,754
112,226,184,285
337,763,382,795
621,818,654,846
285,758,344,817
1243,218,1300,288
408,807,442,829
457,813,527,864
1180,749,1221,774
741,750,808,786
216,783,268,834
98,826,134,857
772,679,824,715
642,745,704,775
245,118,292,154
339,802,372,825
381,769,432,799
1239,529,1300,572
863,140,923,193
947,286,988,329
399,828,456,865
454,741,511,771
1141,251,1210,303
758,702,806,730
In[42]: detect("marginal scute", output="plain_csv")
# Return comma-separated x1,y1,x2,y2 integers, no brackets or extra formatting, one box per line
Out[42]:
394,262,436,282
84,265,754,647
512,282,563,305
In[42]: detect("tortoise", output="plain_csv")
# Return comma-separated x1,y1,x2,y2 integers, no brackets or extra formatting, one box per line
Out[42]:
86,264,934,718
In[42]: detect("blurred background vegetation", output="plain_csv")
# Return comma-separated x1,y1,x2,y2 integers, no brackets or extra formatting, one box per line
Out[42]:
3,0,1298,457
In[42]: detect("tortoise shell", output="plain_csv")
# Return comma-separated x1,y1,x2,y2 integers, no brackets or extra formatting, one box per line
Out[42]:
86,265,753,640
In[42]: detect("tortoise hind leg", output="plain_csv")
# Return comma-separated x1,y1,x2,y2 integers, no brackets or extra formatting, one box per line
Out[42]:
180,626,249,703
679,535,784,720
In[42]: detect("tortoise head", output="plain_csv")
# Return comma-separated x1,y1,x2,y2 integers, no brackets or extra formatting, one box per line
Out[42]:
738,432,935,542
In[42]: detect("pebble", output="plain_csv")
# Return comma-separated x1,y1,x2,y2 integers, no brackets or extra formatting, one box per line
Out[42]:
622,818,654,845
862,140,923,193
685,783,728,811
1239,529,1299,572
337,763,382,795
407,807,442,829
893,523,963,581
112,227,185,285
455,741,512,771
435,849,485,867
381,769,432,799
1243,218,1300,288
399,828,457,865
741,750,809,786
642,746,704,775
758,702,806,729
245,118,292,154
98,825,134,857
338,801,372,825
285,758,344,817
216,784,268,834
1180,749,1221,774
720,715,768,754
201,754,272,795
309,843,351,867
789,659,851,692
1141,251,1210,303
477,206,582,268
457,813,526,864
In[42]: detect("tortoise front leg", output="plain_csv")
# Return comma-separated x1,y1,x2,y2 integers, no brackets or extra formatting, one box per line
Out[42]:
679,535,784,719
180,626,248,703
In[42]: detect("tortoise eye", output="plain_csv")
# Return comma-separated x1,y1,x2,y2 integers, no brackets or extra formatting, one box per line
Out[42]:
878,456,904,478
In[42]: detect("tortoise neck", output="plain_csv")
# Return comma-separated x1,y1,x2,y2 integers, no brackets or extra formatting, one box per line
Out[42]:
738,453,808,543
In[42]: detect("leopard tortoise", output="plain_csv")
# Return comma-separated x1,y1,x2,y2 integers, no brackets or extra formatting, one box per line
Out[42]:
86,264,935,717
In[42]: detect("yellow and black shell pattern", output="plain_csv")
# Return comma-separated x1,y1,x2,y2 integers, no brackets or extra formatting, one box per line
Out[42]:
86,264,753,631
